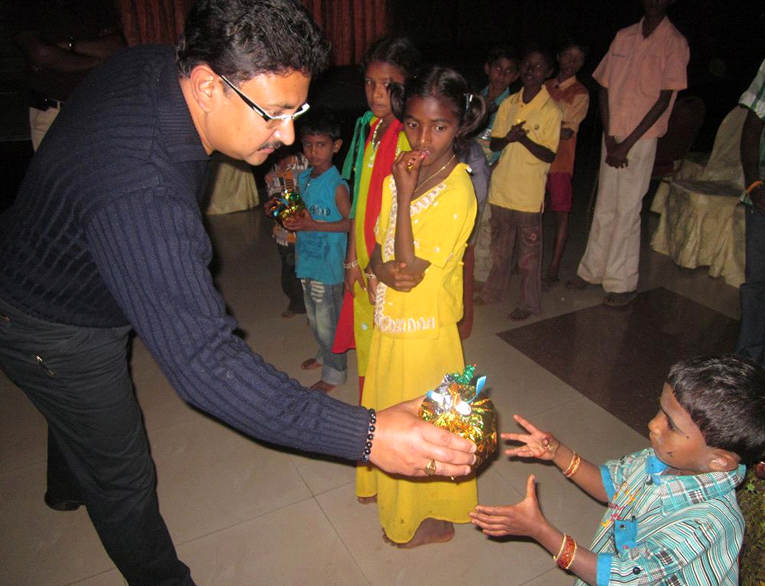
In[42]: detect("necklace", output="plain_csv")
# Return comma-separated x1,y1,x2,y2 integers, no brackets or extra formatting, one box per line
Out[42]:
413,154,456,196
367,120,385,168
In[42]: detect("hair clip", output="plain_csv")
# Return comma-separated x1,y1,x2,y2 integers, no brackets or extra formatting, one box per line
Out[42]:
464,93,473,112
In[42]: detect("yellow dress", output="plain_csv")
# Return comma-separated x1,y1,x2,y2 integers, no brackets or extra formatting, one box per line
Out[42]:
356,163,478,543
350,121,409,377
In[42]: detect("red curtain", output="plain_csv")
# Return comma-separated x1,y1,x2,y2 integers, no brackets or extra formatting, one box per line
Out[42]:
117,0,192,46
117,0,387,65
300,0,389,66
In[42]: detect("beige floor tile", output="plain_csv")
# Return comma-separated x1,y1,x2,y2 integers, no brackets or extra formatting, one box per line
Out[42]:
149,415,314,544
316,471,564,586
0,464,113,586
176,498,367,586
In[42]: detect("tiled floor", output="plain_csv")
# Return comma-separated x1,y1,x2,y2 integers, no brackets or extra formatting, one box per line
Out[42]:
0,198,741,585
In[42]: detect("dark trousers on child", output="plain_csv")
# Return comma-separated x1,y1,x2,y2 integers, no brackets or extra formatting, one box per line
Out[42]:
737,205,765,365
278,242,306,314
0,295,194,586
479,204,543,314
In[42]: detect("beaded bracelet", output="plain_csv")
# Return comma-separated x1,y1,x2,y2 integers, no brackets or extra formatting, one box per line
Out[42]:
343,259,359,269
563,452,582,478
360,408,376,464
746,180,764,195
553,534,578,570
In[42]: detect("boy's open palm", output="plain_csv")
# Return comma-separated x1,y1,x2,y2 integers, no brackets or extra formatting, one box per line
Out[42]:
470,475,545,538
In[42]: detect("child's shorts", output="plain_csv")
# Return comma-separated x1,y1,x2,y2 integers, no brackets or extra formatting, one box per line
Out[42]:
546,172,573,213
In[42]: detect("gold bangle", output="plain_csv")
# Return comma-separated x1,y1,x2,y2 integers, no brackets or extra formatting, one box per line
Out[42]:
563,452,581,478
746,180,764,195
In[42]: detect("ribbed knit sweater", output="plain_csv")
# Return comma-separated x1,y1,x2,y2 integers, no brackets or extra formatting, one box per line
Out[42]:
0,45,368,461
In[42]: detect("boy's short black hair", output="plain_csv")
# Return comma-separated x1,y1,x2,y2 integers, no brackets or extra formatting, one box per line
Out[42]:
298,109,342,141
668,354,765,464
485,45,519,68
559,38,589,58
176,0,330,83
520,44,555,71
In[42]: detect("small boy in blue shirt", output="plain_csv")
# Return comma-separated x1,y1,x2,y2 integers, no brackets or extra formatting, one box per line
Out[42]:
284,111,350,392
470,354,765,585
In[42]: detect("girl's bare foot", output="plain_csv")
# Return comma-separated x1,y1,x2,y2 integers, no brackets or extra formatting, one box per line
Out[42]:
357,495,377,504
382,519,454,548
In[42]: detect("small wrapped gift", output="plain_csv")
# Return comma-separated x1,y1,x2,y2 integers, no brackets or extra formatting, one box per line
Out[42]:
418,365,497,467
265,189,306,226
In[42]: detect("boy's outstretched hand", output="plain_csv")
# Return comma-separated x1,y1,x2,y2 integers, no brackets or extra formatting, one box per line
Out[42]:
504,414,560,460
470,475,545,538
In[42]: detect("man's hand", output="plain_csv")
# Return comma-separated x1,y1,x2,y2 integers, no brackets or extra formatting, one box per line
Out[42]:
469,475,546,538
369,396,476,477
374,260,424,291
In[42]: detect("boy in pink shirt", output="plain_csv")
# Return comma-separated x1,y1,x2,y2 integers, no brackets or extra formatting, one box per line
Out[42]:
567,0,689,306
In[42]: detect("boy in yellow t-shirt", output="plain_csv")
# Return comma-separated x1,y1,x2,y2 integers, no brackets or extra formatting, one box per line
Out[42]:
476,48,562,321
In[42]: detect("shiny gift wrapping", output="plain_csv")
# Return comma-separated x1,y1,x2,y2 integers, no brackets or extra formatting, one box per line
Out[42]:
418,365,497,467
265,189,306,226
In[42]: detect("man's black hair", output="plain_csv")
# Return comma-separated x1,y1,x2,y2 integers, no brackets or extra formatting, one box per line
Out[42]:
176,0,330,83
668,354,765,464
298,109,342,142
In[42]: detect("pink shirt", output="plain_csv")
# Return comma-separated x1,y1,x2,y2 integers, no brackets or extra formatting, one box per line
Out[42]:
593,16,689,139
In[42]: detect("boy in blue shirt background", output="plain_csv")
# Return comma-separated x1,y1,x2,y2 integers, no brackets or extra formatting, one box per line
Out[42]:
285,110,350,392
470,354,765,585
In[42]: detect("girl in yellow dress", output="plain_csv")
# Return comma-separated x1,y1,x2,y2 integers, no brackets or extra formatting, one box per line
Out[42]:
332,37,420,399
357,66,487,547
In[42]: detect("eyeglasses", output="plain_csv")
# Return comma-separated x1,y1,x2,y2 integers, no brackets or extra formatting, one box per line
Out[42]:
219,74,310,127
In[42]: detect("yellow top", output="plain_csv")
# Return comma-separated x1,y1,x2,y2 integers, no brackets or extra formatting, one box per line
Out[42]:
373,163,477,338
489,86,562,212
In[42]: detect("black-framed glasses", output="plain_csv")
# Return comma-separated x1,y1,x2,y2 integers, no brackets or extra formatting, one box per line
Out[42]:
219,74,310,127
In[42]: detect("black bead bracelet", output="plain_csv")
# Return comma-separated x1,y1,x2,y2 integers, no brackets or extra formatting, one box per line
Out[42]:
360,408,376,463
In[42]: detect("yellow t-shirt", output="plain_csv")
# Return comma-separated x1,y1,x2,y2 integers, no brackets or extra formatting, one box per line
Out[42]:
489,86,562,212
373,163,477,338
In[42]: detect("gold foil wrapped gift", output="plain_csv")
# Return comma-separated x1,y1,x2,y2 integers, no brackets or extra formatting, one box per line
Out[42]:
418,365,497,467
266,189,306,226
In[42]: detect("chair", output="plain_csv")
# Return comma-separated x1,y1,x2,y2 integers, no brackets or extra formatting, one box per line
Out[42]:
652,95,706,178
650,106,747,286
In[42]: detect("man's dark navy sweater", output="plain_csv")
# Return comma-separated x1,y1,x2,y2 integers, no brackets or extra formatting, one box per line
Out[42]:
0,45,367,460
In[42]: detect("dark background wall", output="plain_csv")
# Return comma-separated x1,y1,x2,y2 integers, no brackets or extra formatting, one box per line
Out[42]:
388,0,765,150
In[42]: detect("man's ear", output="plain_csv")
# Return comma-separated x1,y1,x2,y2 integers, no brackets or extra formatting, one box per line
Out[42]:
708,449,740,472
187,64,220,113
332,138,343,153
